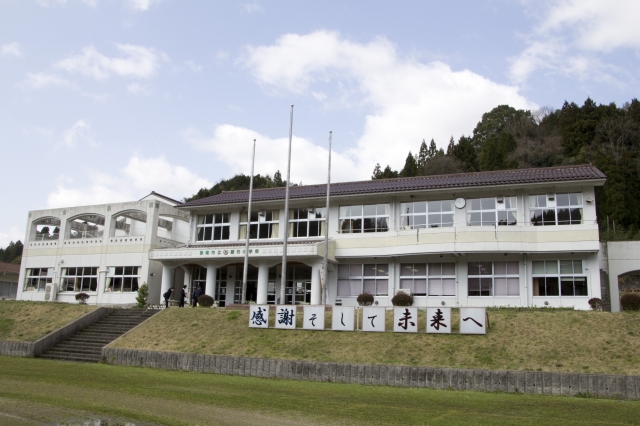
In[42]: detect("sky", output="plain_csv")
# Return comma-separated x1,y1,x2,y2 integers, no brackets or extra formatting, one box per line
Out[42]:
1,0,640,247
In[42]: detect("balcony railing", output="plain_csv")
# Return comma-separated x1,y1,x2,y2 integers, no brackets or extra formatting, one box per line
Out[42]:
31,233,60,241
69,231,103,239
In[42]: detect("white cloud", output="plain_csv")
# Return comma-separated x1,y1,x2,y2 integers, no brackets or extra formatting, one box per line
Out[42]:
510,0,640,84
20,72,72,89
126,82,151,95
46,156,211,208
61,120,93,148
185,60,202,72
123,0,158,11
56,44,165,80
240,30,534,173
1,42,23,57
241,2,263,14
0,225,24,249
183,125,357,184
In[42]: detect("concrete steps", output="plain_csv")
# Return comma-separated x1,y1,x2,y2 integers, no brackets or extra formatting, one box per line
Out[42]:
39,308,159,363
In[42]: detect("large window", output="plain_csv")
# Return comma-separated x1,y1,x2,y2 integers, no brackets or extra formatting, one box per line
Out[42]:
337,264,388,296
105,267,140,292
239,210,279,239
60,267,98,292
339,204,389,233
400,263,456,296
290,208,326,237
468,261,519,297
0,281,18,299
467,196,517,226
196,213,230,241
530,193,583,226
532,260,587,296
400,200,454,229
23,268,53,292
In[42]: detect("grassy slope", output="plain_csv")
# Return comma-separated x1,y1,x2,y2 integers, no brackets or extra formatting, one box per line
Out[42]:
0,300,96,342
1,356,639,426
111,308,640,375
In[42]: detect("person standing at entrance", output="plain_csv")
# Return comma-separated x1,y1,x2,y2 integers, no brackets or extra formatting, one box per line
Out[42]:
163,288,174,308
192,285,203,307
179,285,187,307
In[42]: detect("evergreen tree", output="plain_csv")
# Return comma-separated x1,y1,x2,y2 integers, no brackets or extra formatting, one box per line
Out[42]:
273,170,284,187
446,137,455,155
381,165,399,179
371,163,383,179
417,139,429,167
428,139,438,159
400,151,419,177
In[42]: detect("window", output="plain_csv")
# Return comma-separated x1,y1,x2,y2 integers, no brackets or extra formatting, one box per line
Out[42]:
399,263,456,296
105,267,140,292
290,208,326,237
532,260,587,296
468,262,519,297
337,264,388,296
239,210,279,239
196,213,230,241
23,268,53,292
339,204,389,233
0,281,18,299
467,196,517,226
400,200,454,229
530,193,583,226
60,267,98,292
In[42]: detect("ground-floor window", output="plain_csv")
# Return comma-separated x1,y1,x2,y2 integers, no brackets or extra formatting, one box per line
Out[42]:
532,260,587,296
337,264,388,296
0,281,18,299
60,267,98,292
106,266,140,292
400,263,456,296
23,268,53,292
468,261,519,297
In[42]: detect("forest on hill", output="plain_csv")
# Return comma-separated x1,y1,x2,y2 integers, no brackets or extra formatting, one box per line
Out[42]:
188,97,640,241
0,240,22,264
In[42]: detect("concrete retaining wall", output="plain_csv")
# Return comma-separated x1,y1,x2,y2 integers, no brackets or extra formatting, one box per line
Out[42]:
102,347,640,400
0,307,112,357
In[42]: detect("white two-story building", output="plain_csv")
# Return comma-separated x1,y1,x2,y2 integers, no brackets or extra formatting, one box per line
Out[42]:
17,164,607,310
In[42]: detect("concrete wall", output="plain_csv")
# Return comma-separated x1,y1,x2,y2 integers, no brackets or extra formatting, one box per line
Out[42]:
102,348,640,400
0,307,112,357
602,241,640,312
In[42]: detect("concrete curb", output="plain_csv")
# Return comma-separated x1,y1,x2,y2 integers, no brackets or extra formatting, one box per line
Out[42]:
101,347,640,400
0,307,113,357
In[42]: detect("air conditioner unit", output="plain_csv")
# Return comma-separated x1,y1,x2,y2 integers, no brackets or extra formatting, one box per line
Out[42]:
397,289,412,296
44,283,53,301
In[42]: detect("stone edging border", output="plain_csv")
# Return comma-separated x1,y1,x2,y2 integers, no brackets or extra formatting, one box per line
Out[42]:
101,347,640,400
0,307,112,357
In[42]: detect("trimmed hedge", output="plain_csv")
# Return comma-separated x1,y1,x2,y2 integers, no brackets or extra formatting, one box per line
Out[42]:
198,295,215,308
620,293,640,311
356,292,374,306
391,292,413,306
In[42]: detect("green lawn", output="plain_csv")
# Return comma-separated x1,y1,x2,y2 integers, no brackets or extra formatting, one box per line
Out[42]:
111,307,640,375
0,300,96,342
0,356,638,426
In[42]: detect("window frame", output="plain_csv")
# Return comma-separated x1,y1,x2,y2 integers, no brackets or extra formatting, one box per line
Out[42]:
59,267,98,292
400,200,455,229
399,263,456,296
337,264,389,296
239,210,280,240
23,268,53,292
339,204,389,233
196,213,230,242
529,193,583,226
105,266,140,293
532,260,588,297
467,261,520,297
289,207,326,238
467,196,517,227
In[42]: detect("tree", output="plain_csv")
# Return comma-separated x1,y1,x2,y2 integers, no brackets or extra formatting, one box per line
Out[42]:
39,226,50,235
136,283,149,308
400,151,418,177
446,137,455,155
451,136,479,172
372,163,383,179
0,241,23,264
428,139,438,159
417,139,429,167
273,170,284,187
472,105,533,151
381,165,399,179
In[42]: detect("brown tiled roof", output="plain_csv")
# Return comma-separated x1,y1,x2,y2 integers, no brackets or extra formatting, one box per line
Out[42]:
140,191,183,206
183,164,606,207
0,261,20,275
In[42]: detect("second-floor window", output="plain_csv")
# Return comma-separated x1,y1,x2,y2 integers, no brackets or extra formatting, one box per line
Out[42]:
239,210,279,239
530,193,583,226
339,204,389,233
196,213,230,241
467,196,517,226
401,200,454,229
290,208,326,237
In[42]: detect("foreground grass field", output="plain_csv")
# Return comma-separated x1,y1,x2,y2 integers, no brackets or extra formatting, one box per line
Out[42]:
0,301,95,342
111,308,640,375
0,356,638,426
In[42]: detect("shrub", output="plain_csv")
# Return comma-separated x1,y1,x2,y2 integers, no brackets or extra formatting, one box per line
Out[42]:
198,294,214,307
135,283,149,308
391,291,413,306
356,292,374,306
75,293,89,304
620,293,640,311
588,297,603,311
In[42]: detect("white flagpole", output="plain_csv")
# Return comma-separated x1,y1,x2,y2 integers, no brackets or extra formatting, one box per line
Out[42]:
322,131,332,305
241,138,256,304
280,105,294,305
